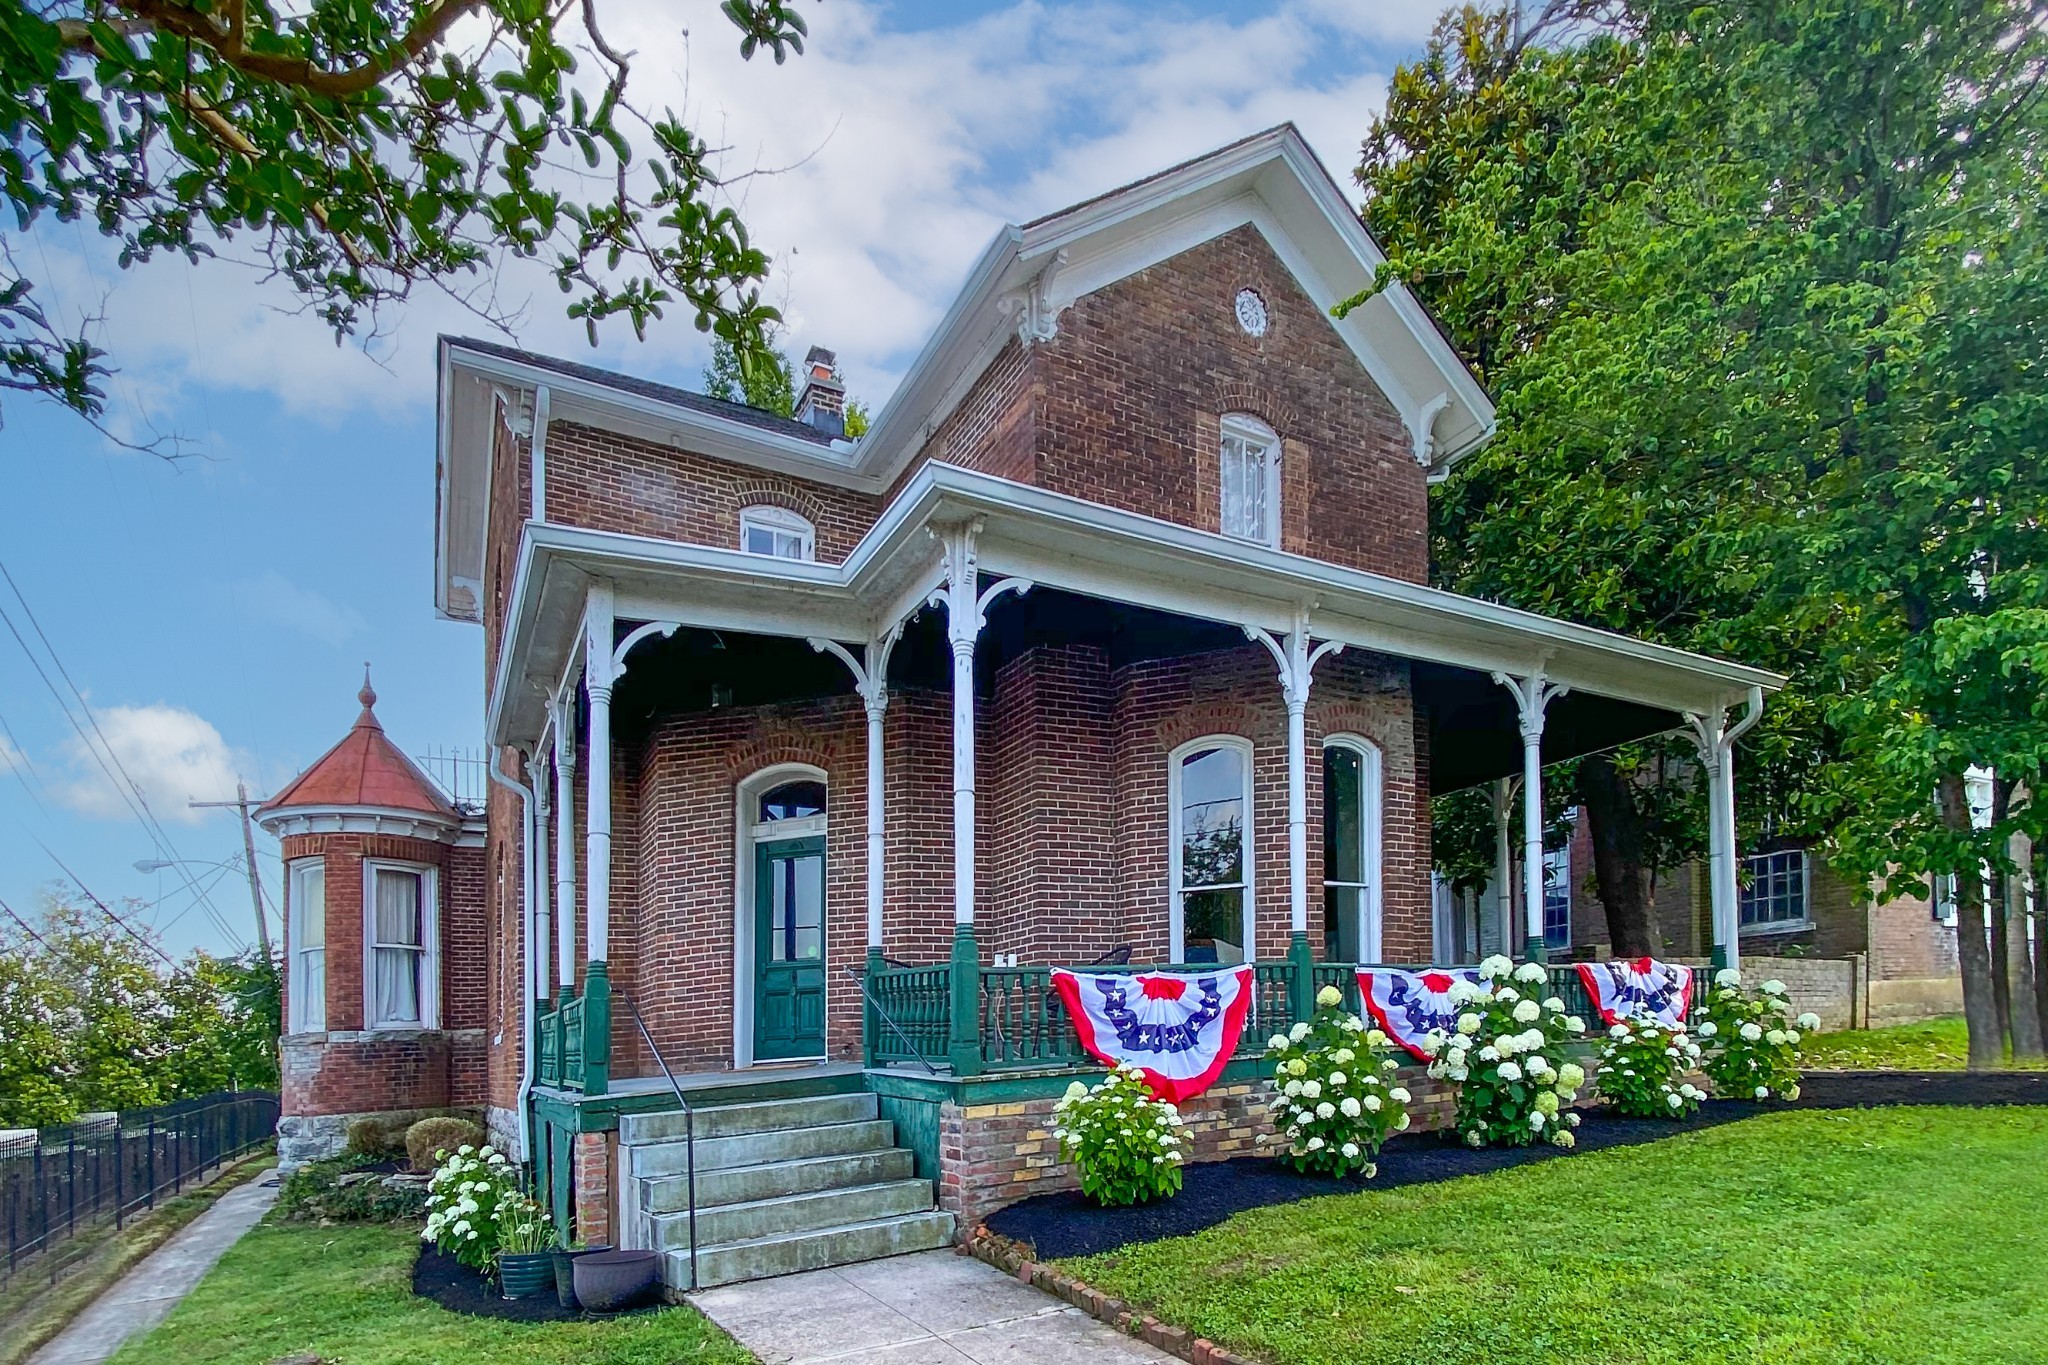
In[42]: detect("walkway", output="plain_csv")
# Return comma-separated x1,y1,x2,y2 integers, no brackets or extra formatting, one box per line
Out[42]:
691,1248,1174,1364
29,1175,280,1365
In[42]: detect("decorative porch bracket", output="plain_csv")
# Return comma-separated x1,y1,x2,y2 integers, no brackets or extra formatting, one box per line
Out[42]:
809,625,908,1067
1492,669,1569,963
1685,686,1765,973
929,520,1032,1075
1247,610,1344,1023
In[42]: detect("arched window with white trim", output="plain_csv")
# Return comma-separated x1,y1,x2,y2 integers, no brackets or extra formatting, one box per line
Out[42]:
739,505,816,561
1170,736,1256,964
1218,414,1279,546
1322,736,1383,963
736,763,829,1064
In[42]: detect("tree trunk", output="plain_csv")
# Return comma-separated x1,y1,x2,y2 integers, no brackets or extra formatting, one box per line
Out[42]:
1989,871,2015,1057
1578,754,1663,959
2011,833,2045,1060
2034,839,2048,1056
1937,771,2004,1069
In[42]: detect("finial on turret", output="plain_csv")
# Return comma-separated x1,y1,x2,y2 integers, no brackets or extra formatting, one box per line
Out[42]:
355,663,380,726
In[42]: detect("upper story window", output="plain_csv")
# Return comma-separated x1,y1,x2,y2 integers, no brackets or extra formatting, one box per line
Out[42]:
1740,849,1810,932
740,505,816,561
1218,414,1279,547
288,858,325,1033
1171,737,1255,965
365,860,439,1028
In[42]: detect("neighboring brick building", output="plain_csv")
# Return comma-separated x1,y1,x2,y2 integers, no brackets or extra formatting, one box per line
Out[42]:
265,126,1788,1281
256,675,490,1165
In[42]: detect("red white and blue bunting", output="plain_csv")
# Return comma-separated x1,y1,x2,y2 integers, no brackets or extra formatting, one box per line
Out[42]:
1357,968,1483,1061
1051,965,1255,1103
1575,957,1694,1028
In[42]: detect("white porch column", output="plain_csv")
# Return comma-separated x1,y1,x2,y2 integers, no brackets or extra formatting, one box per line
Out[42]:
1689,687,1763,973
551,696,577,993
809,629,903,954
1492,777,1516,957
1248,613,1345,956
1494,671,1568,961
584,585,615,967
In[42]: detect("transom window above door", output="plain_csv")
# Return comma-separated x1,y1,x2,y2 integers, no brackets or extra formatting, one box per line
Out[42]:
759,780,826,823
739,505,816,560
1218,414,1279,546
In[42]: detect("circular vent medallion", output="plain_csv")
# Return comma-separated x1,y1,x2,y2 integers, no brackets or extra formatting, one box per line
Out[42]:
1233,288,1269,337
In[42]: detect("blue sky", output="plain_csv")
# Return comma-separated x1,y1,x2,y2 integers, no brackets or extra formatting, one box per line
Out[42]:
0,0,1445,958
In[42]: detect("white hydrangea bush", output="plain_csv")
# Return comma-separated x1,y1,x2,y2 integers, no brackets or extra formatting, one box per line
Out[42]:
1595,1014,1706,1118
1697,969,1814,1101
1260,984,1412,1177
1052,1064,1187,1206
1420,956,1588,1149
421,1143,525,1271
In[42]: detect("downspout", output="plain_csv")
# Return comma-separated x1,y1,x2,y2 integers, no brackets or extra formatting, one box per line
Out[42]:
530,386,551,523
489,747,539,1163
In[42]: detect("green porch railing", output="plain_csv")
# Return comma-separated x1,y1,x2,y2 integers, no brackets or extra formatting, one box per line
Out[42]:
538,1001,562,1086
865,963,952,1068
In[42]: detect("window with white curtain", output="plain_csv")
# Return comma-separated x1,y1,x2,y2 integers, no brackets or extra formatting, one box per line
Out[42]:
1218,414,1279,546
288,858,325,1032
365,861,438,1028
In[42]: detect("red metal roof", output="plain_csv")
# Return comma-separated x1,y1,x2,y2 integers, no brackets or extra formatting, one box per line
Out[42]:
261,671,460,820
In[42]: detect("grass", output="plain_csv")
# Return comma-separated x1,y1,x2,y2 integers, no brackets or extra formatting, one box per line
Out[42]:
1062,1107,2048,1365
109,1221,752,1365
0,1153,276,1365
1801,1014,2044,1071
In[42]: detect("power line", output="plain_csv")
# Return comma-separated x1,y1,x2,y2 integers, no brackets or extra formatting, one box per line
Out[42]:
38,839,183,967
0,556,233,937
0,894,59,955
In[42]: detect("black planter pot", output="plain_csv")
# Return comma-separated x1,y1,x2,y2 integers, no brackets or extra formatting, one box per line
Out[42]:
498,1251,555,1300
551,1244,612,1309
572,1249,660,1313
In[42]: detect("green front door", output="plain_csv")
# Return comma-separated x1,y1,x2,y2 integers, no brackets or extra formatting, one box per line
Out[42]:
754,836,826,1060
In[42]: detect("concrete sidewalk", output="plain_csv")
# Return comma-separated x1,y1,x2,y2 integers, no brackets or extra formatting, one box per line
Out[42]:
29,1175,279,1365
691,1248,1175,1363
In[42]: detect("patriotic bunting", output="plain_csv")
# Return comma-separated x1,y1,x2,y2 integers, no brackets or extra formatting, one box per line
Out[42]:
1575,957,1694,1028
1357,968,1483,1061
1051,965,1255,1103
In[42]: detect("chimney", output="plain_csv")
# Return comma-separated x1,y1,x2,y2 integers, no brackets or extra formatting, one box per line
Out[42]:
793,346,847,438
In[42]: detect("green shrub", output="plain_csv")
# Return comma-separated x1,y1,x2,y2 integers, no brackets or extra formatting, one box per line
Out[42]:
344,1114,411,1160
1051,1065,1185,1206
404,1116,486,1173
275,1156,428,1224
1698,969,1816,1101
1261,985,1411,1177
1595,1014,1706,1118
1422,955,1589,1148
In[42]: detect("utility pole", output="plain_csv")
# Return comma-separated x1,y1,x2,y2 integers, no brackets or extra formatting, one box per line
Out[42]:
190,781,272,960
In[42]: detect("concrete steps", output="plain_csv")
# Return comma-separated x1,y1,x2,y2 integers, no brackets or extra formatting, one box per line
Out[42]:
622,1091,953,1289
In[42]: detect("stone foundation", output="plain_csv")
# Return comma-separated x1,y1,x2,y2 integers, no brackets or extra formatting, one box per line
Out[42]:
276,1104,475,1169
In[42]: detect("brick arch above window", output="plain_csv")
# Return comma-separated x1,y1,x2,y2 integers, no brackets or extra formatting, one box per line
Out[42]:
729,482,828,527
1210,381,1300,436
1152,701,1269,756
723,721,850,784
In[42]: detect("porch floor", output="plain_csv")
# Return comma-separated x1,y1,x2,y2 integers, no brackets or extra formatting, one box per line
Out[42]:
538,1060,867,1102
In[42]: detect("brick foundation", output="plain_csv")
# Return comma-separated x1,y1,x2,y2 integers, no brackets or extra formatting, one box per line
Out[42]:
573,1131,613,1246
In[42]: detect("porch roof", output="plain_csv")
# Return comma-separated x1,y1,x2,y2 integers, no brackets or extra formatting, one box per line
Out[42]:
490,462,1783,782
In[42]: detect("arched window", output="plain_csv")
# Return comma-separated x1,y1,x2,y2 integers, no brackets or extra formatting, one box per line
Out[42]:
1322,736,1383,963
736,764,829,1064
1170,736,1256,964
739,505,816,561
1218,414,1279,546
758,779,826,824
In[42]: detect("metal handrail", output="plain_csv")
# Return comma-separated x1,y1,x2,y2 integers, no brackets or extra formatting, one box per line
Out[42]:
846,966,942,1074
619,990,698,1291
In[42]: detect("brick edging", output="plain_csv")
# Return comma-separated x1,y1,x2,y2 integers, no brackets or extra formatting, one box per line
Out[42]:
962,1225,1261,1365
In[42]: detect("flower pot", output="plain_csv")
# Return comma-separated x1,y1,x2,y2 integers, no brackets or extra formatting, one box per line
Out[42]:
552,1244,612,1309
572,1248,660,1313
498,1250,555,1300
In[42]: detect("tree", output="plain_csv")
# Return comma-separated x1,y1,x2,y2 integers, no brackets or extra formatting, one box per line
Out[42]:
703,330,796,415
2,0,810,446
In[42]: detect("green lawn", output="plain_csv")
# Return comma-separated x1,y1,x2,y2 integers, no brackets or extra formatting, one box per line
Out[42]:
1801,1014,2045,1071
111,1221,750,1365
1062,1108,2048,1365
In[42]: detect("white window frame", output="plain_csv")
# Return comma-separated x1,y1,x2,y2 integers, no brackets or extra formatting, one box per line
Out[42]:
738,505,816,561
1168,735,1257,964
1321,734,1383,963
362,859,441,1029
287,857,326,1033
1218,414,1280,548
1738,848,1811,934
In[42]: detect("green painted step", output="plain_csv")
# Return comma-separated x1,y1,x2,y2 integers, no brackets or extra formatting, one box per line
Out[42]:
620,1094,878,1145
632,1119,896,1177
654,1178,935,1247
642,1148,916,1213
673,1210,958,1289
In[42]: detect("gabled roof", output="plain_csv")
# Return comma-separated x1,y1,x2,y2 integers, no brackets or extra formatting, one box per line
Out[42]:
436,124,1496,622
259,673,460,822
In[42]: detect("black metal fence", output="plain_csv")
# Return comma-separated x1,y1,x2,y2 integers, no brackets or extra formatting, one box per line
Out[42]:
1,1090,279,1286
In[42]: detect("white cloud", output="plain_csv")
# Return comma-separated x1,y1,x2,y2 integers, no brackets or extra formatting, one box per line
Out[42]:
58,703,247,824
0,733,21,774
20,0,1409,425
237,569,369,647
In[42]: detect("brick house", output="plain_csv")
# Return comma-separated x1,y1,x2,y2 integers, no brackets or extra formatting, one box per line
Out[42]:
273,127,1788,1284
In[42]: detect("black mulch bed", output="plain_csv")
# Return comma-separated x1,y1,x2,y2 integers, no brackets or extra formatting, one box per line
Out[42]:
987,1069,2048,1261
412,1246,663,1323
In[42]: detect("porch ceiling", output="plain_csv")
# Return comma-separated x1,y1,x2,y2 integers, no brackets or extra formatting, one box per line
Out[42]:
489,462,1783,751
